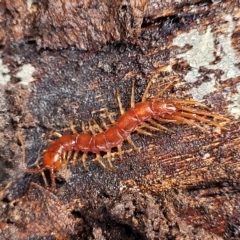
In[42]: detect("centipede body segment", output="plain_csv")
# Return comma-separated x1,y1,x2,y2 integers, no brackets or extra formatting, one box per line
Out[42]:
18,80,228,191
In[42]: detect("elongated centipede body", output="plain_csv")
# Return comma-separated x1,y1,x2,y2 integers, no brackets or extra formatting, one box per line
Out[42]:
18,80,228,191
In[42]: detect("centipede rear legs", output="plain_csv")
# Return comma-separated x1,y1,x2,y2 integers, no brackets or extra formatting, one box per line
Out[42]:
17,132,57,191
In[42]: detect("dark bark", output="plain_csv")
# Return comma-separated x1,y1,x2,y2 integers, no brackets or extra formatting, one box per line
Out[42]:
0,0,240,239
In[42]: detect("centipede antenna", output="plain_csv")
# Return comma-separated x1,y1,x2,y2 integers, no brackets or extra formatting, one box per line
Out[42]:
131,80,135,108
116,89,125,114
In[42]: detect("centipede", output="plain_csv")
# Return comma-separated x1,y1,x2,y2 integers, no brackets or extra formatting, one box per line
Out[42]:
18,79,229,191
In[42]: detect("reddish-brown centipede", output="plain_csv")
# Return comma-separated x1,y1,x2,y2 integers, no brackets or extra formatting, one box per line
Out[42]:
18,80,228,191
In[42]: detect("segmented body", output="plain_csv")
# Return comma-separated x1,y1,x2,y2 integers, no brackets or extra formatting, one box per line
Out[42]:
19,80,228,191
43,100,176,169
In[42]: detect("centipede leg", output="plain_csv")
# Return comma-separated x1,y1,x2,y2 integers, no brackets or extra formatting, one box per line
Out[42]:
167,115,207,132
96,153,108,169
81,152,88,170
88,121,108,169
142,78,153,102
60,151,71,167
101,115,110,129
137,123,156,136
81,121,88,133
143,122,165,133
103,109,115,125
126,137,139,152
149,119,175,133
106,151,114,169
69,120,77,134
48,167,56,192
136,118,174,135
93,120,116,168
93,119,104,133
133,81,160,136
72,149,88,170
62,151,67,162
95,119,117,168
171,100,208,109
136,128,155,136
131,80,135,108
117,88,139,151
102,114,123,161
117,145,123,160
153,80,177,99
104,109,124,161
72,151,79,165
67,151,73,161
116,89,125,114
50,131,63,138
142,78,177,102
41,172,49,189
154,117,176,123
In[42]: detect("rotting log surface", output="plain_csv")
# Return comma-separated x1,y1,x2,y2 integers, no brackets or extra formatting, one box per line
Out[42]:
0,0,240,239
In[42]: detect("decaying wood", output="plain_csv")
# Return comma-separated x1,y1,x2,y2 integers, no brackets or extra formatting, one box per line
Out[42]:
0,0,240,239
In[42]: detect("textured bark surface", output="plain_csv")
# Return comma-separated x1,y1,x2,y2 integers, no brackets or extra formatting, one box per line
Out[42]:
0,0,240,239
